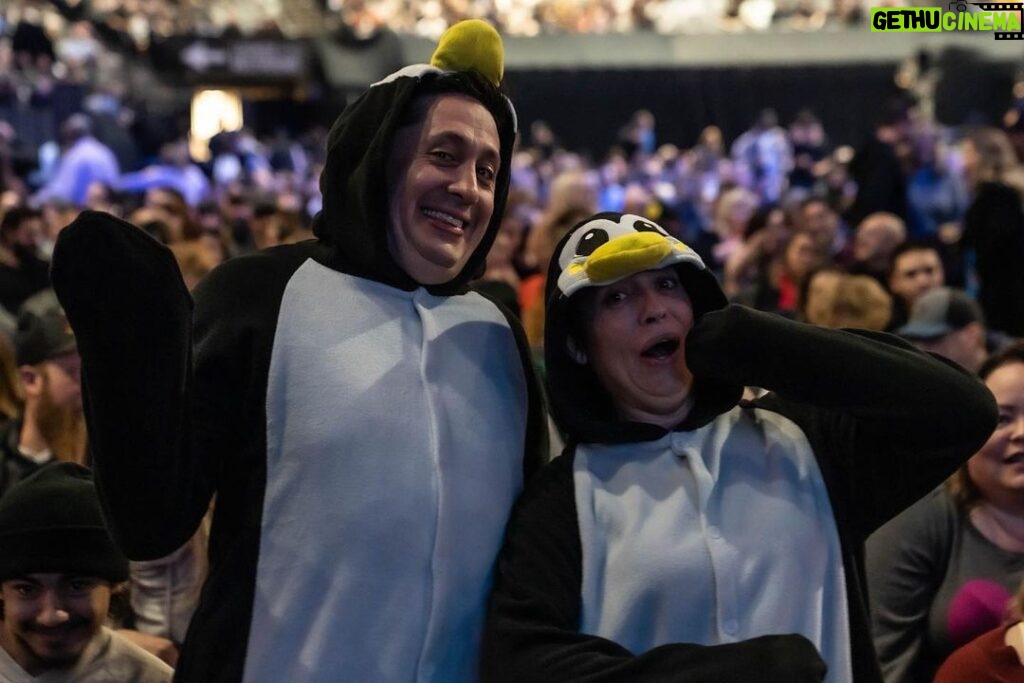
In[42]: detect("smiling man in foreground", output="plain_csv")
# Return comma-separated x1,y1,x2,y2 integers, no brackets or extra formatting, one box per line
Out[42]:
50,20,544,683
0,462,172,682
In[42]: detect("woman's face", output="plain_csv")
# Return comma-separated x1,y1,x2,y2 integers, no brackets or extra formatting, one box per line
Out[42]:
582,268,695,428
784,232,820,282
762,209,790,254
967,362,1024,509
726,197,755,235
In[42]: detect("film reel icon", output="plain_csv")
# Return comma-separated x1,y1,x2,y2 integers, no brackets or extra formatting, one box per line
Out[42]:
969,2,1023,39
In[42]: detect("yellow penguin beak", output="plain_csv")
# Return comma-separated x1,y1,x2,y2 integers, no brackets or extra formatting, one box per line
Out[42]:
584,233,674,284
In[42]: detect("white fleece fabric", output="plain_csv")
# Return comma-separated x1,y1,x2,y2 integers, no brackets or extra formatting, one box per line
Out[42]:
245,259,528,682
575,406,853,683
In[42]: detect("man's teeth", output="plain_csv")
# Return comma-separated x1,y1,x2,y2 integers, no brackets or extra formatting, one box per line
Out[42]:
423,209,464,228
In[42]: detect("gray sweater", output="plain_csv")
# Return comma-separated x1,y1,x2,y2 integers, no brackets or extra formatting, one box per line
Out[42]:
867,487,1024,683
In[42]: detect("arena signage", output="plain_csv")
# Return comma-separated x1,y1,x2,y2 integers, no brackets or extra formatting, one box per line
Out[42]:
870,3,1022,38
149,37,312,85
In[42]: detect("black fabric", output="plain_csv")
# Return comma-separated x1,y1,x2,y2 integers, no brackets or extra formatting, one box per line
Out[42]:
483,305,997,683
845,137,908,229
474,284,549,481
0,253,50,316
961,181,1024,337
52,211,322,682
0,461,128,582
0,419,44,498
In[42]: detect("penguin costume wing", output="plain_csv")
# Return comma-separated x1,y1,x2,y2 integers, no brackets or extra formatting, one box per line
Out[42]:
52,19,547,683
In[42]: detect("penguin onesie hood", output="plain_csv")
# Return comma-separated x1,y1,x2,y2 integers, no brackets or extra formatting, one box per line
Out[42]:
51,20,545,683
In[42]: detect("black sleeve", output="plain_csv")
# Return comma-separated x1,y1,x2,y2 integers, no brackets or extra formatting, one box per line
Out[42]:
51,211,214,558
962,183,1024,337
684,304,997,535
481,452,828,683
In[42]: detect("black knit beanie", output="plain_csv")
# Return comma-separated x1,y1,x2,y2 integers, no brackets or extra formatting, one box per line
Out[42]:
0,462,129,583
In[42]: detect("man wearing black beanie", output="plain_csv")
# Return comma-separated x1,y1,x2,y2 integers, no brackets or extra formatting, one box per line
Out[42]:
0,462,172,682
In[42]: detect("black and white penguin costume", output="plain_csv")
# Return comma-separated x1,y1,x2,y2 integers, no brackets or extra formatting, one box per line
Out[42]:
50,22,546,683
480,213,996,683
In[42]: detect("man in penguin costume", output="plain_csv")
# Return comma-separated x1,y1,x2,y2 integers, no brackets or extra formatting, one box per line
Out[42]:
480,213,996,682
49,21,546,683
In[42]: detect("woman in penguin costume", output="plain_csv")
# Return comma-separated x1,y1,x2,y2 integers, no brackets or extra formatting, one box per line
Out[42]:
49,21,546,683
480,212,996,683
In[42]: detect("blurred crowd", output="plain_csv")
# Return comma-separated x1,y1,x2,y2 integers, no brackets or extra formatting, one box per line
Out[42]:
2,0,936,45
3,3,1024,681
3,50,1024,347
3,84,1024,678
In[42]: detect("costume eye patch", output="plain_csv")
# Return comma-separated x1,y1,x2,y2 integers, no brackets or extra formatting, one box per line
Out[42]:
576,229,610,257
633,219,668,236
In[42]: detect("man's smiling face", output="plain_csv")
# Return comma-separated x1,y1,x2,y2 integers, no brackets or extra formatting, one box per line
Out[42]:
385,93,501,286
0,573,110,676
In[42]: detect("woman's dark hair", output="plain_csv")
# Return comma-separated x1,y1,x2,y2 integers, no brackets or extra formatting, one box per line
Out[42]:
948,340,1024,509
743,204,781,240
978,341,1024,381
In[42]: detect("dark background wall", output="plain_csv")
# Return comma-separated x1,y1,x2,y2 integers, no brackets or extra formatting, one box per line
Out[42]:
502,64,904,155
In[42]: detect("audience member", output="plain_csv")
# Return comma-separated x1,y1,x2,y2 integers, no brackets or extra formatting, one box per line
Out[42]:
897,286,997,374
168,242,219,291
849,212,906,287
520,170,597,348
829,274,893,331
846,101,910,229
959,126,1024,337
0,462,173,682
731,108,792,203
934,578,1024,683
482,211,995,683
117,140,210,208
705,185,759,275
868,341,1024,683
38,200,81,259
0,206,49,315
887,239,944,330
733,230,821,317
0,334,22,422
0,310,84,497
800,265,844,326
723,203,791,298
798,195,850,267
906,127,967,239
30,115,119,208
788,109,828,191
141,186,196,243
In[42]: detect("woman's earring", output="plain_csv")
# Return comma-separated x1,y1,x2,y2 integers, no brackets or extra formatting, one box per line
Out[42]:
567,337,587,365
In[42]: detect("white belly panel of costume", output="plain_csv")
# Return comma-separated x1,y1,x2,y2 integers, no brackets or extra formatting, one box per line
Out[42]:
575,407,852,683
245,260,527,683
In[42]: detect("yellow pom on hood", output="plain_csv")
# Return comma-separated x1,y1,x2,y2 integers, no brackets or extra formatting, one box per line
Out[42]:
430,19,504,87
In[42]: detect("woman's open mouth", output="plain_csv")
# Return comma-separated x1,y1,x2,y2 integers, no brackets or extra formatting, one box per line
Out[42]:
641,337,680,361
